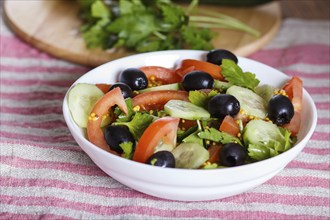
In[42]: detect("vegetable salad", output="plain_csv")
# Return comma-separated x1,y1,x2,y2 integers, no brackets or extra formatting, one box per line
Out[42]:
67,49,303,169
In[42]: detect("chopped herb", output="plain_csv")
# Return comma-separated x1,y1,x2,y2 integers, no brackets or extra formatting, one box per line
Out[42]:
113,112,154,140
114,98,135,122
221,59,260,91
78,0,260,52
182,120,203,146
198,127,242,145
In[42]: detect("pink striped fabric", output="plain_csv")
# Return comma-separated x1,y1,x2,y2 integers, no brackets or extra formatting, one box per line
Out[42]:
1,13,329,220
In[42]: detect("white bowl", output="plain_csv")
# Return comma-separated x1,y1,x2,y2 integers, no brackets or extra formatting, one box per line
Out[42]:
63,50,317,201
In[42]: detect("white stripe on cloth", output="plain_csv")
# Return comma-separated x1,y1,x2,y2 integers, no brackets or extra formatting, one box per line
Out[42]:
264,19,330,49
1,188,329,218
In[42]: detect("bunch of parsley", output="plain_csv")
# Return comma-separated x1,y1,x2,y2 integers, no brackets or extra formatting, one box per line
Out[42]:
78,0,259,53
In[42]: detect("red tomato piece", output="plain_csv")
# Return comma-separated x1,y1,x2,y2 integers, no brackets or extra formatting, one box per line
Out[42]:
139,66,182,84
179,119,197,130
96,83,111,94
178,59,224,80
282,76,303,112
133,117,180,163
132,90,189,111
87,87,128,154
175,66,196,79
219,115,240,137
283,111,301,137
207,144,222,164
282,76,303,136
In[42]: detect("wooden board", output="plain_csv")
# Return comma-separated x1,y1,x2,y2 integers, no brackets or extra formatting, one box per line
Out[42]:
4,0,281,67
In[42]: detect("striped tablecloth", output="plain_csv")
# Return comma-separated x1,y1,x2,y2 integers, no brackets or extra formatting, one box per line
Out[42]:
1,13,329,219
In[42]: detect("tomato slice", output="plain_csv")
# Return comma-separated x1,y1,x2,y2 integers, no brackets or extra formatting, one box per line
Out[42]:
282,76,303,136
132,90,189,111
133,117,180,163
96,83,111,94
87,87,128,154
175,66,195,79
207,144,222,164
219,115,240,137
139,66,182,85
283,111,301,137
282,76,303,112
177,59,224,80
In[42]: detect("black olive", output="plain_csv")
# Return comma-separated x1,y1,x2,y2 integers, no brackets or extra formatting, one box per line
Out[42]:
104,125,135,154
146,151,175,168
109,82,133,99
181,71,214,91
219,143,246,167
119,68,148,90
206,49,238,65
208,94,240,119
267,94,294,126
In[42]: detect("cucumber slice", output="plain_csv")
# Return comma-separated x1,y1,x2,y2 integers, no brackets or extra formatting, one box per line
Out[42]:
213,80,232,92
243,119,293,154
67,83,104,128
243,119,284,146
172,143,209,169
164,100,210,120
226,85,267,119
139,83,181,93
255,84,275,103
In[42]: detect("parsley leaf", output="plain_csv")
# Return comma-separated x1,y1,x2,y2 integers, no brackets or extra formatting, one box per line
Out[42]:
107,13,157,48
221,59,260,91
78,0,260,53
91,0,110,18
198,127,242,145
182,120,203,146
114,98,135,122
119,0,146,15
177,125,198,143
79,0,117,49
113,112,154,140
159,3,187,30
181,26,214,50
82,19,110,49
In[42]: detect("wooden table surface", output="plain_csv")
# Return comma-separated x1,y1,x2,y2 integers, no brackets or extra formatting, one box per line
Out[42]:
280,0,330,20
1,0,329,19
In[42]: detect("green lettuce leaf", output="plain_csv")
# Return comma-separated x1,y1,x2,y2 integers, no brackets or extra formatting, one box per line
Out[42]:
247,143,279,161
279,127,296,152
188,90,219,108
119,142,134,159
